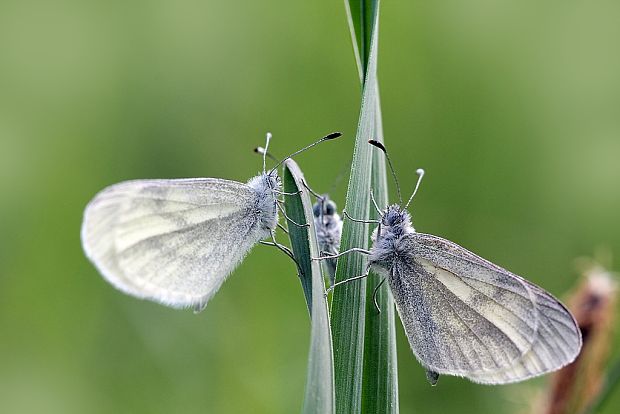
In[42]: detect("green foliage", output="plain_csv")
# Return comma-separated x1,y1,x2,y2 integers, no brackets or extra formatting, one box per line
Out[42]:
283,160,335,413
329,0,402,412
344,0,401,412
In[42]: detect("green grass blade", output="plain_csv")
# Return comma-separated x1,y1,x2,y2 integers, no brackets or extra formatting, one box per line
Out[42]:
283,164,313,313
282,160,335,414
338,0,400,411
331,2,384,412
362,94,399,413
344,0,376,80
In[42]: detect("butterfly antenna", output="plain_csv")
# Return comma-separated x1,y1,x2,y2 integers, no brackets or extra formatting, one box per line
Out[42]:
262,132,272,174
404,168,425,209
269,132,342,174
254,146,279,163
368,140,402,205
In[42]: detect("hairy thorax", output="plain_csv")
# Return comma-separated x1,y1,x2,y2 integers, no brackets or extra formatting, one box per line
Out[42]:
247,172,281,236
369,204,416,272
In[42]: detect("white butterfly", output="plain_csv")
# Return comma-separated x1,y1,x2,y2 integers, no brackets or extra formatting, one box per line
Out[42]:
369,203,581,384
81,132,340,311
313,195,343,285
325,141,582,384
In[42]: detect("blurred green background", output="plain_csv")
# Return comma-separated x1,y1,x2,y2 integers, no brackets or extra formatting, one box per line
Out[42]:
1,0,619,413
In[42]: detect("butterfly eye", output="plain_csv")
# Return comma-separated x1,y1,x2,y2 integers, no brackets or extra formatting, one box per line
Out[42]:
325,201,336,215
313,203,321,217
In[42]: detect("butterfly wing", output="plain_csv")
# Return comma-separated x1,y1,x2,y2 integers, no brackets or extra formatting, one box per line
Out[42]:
81,178,266,309
388,233,581,384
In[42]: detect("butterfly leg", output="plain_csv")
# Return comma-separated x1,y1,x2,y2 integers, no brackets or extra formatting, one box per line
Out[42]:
369,188,382,215
371,277,387,314
315,192,329,228
259,240,294,258
259,232,303,277
276,201,310,228
312,247,370,261
259,238,295,263
324,263,371,296
272,176,324,199
271,230,304,277
277,222,289,234
272,189,303,196
300,178,325,200
341,210,380,224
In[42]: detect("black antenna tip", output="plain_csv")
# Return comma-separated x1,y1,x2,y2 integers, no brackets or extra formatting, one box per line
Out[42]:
323,132,342,140
368,139,386,152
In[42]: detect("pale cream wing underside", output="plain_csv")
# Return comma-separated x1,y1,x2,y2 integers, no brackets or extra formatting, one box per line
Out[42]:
395,233,581,384
81,178,261,309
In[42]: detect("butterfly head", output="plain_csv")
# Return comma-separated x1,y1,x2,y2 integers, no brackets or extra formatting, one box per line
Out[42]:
248,171,281,194
380,204,414,237
265,170,281,192
313,196,338,219
313,195,342,245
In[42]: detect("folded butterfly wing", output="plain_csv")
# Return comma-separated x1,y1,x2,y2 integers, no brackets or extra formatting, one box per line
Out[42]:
81,178,263,309
390,233,581,384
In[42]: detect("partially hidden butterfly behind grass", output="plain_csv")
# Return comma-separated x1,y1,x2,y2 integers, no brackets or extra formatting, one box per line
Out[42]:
313,195,343,286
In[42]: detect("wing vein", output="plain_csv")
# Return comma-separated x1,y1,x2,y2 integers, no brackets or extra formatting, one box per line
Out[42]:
430,276,497,371
455,275,536,333
116,210,246,254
